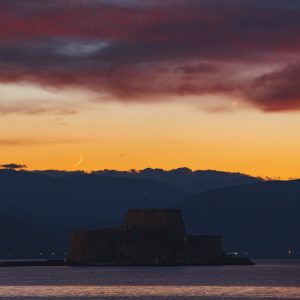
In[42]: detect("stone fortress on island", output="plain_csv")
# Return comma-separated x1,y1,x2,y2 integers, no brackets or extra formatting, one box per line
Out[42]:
67,209,254,266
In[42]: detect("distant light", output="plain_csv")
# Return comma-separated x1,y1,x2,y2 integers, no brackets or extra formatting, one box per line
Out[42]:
288,250,292,255
51,252,55,256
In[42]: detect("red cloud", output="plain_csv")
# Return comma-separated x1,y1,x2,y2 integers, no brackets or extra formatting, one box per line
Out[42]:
0,0,300,111
247,63,300,112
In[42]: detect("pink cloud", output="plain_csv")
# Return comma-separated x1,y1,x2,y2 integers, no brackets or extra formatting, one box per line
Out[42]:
0,0,300,111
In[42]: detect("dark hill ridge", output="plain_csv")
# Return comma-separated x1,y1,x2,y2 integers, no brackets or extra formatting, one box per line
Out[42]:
0,210,58,258
34,168,262,193
174,180,300,258
92,168,262,193
0,169,299,258
0,170,191,257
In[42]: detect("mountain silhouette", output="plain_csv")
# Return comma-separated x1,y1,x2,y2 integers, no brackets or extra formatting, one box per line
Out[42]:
0,210,59,258
174,180,300,258
92,168,261,192
0,170,190,256
0,169,299,258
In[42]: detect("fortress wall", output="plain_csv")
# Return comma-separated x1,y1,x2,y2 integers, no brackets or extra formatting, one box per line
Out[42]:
119,239,186,265
68,230,121,264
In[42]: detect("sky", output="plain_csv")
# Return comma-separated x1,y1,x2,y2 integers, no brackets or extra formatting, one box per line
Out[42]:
1,0,300,179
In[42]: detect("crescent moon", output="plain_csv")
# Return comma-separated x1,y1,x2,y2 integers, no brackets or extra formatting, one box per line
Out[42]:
74,152,84,168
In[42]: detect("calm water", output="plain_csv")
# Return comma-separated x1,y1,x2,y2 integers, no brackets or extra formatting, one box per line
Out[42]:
0,260,299,299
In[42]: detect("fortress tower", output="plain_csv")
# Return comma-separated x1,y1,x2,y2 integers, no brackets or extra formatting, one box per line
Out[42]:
122,209,185,238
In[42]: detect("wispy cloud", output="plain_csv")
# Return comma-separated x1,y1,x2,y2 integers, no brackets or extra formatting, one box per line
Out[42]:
0,138,84,147
0,101,77,116
0,139,36,146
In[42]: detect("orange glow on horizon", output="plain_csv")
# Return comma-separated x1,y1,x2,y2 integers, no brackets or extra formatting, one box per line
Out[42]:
1,89,300,180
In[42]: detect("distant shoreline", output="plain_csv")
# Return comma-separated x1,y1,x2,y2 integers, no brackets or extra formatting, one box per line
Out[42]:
0,259,66,267
0,257,254,267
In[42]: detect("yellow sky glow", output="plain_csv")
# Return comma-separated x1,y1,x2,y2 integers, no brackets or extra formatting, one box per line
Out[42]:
1,84,300,179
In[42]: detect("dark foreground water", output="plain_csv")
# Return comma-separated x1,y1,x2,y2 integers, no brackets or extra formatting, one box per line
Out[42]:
0,260,299,299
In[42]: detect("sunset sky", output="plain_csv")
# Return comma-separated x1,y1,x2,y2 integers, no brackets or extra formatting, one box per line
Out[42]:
1,0,300,179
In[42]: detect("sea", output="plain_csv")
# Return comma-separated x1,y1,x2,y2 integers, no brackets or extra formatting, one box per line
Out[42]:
0,260,299,299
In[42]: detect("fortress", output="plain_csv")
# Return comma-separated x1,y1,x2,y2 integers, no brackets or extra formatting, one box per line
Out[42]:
68,209,252,266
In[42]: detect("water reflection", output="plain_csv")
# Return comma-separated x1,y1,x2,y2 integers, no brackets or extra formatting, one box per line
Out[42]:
0,285,300,298
0,261,300,299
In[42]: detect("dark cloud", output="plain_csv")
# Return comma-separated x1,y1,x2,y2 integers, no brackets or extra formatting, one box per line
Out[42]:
246,63,300,111
0,0,300,111
0,163,27,169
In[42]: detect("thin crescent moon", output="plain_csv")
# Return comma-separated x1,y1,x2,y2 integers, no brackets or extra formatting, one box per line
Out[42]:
74,152,83,168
